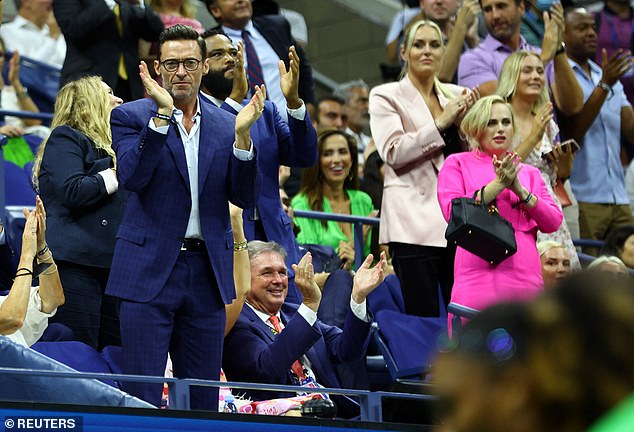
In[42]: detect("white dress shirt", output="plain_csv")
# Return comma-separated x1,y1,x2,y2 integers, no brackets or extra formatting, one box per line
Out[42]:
0,287,57,347
148,96,253,239
0,15,66,69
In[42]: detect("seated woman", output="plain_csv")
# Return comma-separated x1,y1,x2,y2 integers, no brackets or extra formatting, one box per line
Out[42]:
0,197,65,347
291,128,376,271
537,240,571,289
587,255,629,276
437,95,563,317
497,51,580,268
600,224,634,268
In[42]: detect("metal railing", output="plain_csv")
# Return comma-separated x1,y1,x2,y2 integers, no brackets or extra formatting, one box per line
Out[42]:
0,109,54,122
0,366,432,423
293,210,380,270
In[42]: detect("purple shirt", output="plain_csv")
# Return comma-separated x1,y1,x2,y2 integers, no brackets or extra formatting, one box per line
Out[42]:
458,34,554,89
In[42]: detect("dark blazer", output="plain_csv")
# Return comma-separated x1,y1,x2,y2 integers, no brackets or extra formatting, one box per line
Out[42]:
206,97,317,300
105,96,260,303
222,302,371,416
215,15,316,106
38,125,125,268
54,0,164,100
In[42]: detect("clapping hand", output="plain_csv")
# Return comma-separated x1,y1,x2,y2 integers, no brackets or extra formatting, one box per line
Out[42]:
351,252,388,304
493,152,522,188
293,252,322,312
600,48,633,87
139,61,173,114
279,46,302,109
436,87,480,130
541,2,564,62
21,208,38,261
229,41,249,103
337,241,355,271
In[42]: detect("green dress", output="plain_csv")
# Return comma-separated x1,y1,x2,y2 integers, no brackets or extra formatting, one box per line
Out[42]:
291,189,374,258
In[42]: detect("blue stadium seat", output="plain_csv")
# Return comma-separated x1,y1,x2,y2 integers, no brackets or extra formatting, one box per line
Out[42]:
4,160,36,206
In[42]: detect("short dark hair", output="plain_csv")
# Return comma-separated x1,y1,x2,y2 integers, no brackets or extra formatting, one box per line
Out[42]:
601,224,634,258
201,27,230,42
157,24,206,61
316,95,345,117
478,0,523,7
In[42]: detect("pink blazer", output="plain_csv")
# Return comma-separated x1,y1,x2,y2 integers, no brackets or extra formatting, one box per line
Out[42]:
369,75,466,247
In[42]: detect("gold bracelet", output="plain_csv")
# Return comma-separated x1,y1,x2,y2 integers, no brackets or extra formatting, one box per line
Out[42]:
234,240,248,252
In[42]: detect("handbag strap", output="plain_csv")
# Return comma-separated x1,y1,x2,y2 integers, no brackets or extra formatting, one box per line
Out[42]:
473,186,498,210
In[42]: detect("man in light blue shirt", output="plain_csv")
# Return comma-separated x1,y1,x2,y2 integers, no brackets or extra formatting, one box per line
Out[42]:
560,8,634,246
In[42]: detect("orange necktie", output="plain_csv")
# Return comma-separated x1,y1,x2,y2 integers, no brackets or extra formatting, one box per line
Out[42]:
268,315,307,380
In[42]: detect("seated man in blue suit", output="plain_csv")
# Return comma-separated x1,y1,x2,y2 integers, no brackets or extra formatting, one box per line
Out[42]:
222,241,387,418
106,25,264,410
200,29,317,303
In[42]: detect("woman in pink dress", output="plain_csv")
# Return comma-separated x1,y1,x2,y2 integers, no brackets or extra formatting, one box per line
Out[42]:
437,95,563,314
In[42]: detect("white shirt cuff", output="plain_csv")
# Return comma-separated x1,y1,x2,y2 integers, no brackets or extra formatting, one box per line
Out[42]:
224,98,245,113
287,102,306,120
0,228,6,245
350,297,369,322
98,169,119,195
233,142,255,160
104,0,116,10
297,303,318,326
148,118,169,134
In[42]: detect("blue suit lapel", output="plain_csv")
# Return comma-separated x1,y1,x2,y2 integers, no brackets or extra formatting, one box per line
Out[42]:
197,100,218,193
164,123,191,193
244,306,276,343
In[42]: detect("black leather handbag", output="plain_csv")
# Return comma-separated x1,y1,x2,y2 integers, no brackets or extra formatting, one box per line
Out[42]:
445,188,517,265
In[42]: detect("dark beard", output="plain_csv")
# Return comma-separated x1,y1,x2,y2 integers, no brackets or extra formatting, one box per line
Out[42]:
201,69,234,101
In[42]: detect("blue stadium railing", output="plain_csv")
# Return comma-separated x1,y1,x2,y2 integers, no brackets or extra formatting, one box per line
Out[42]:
292,210,380,270
0,109,54,122
0,366,431,423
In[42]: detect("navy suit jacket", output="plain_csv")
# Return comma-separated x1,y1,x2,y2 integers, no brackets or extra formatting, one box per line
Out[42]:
205,97,317,298
222,302,371,414
38,125,126,268
54,0,164,100
106,96,260,303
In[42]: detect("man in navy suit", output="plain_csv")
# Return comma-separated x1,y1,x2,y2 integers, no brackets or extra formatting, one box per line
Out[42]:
222,241,387,417
106,25,264,410
200,29,317,303
205,0,316,119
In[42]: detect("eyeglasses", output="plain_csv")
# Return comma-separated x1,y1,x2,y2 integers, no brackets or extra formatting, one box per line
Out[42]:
160,58,202,72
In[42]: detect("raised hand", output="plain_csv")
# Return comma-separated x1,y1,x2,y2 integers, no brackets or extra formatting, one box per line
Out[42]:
140,61,173,113
34,196,47,252
351,252,388,304
229,41,249,103
493,152,522,187
235,84,266,139
600,48,633,87
541,2,564,63
21,208,38,261
279,46,302,109
8,51,21,86
436,87,480,130
292,252,322,312
530,102,553,141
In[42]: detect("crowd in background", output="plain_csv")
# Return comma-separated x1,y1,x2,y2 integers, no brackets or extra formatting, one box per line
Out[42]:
0,0,632,426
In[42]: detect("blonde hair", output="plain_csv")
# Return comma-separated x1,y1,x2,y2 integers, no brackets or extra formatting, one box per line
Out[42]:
537,241,566,257
400,19,454,100
460,95,516,151
33,76,115,187
149,0,196,18
497,51,549,114
587,255,628,273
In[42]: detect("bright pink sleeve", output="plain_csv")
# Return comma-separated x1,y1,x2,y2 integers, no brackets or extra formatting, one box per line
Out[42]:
524,170,563,233
437,155,467,223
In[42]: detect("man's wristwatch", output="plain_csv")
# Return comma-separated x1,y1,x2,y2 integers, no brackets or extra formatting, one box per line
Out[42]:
597,81,611,93
555,42,566,57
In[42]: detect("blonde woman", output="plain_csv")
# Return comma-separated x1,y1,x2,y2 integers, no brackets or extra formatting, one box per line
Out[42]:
497,51,580,269
369,19,478,317
438,95,562,316
33,76,124,349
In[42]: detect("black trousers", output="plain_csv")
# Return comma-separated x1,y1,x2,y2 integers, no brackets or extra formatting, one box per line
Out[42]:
389,242,455,317
49,260,120,349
